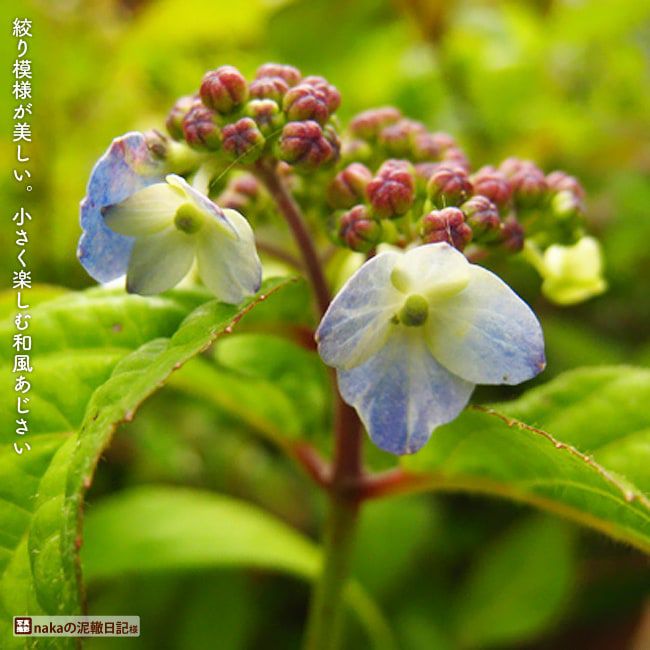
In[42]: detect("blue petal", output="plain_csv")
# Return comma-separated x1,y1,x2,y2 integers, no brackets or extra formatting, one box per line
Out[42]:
77,132,165,283
426,265,546,385
338,330,474,455
316,252,404,370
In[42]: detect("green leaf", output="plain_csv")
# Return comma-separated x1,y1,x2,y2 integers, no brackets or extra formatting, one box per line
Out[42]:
0,279,292,646
454,515,575,648
403,366,650,553
82,486,396,650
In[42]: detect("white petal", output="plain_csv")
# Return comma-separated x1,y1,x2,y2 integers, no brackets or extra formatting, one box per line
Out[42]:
391,243,471,300
338,329,474,455
166,174,238,238
196,210,262,304
103,183,184,236
316,252,404,370
126,228,194,295
426,265,546,385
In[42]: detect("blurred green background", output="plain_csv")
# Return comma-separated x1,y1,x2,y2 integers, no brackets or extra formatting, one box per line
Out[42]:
1,0,649,648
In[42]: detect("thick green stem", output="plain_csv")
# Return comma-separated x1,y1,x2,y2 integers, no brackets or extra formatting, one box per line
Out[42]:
303,497,360,650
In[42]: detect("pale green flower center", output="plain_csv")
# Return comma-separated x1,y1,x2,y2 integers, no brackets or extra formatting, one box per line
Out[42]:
174,202,206,235
397,294,429,327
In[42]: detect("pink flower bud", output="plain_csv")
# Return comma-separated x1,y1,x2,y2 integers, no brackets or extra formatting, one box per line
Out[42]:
366,159,415,219
249,76,290,103
200,65,249,114
510,164,548,207
500,215,525,252
231,173,261,198
327,163,373,209
182,103,221,150
349,106,402,140
255,63,302,87
277,120,336,169
461,195,500,237
546,171,585,200
338,205,381,252
471,166,513,207
421,207,472,251
340,138,373,164
283,83,330,125
166,95,196,141
441,147,470,172
221,117,265,162
378,119,426,157
412,133,441,161
301,75,341,112
427,165,473,208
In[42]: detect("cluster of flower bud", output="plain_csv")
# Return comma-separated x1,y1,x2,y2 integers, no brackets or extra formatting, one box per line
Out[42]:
326,109,588,258
163,63,341,171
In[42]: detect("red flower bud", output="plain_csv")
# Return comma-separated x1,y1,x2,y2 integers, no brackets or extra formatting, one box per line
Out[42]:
441,147,470,172
283,83,330,125
366,159,415,219
349,106,402,140
277,120,336,169
411,133,441,161
338,205,381,252
510,164,548,207
421,207,472,251
221,117,265,163
301,75,341,112
546,171,585,200
200,65,249,114
166,95,196,141
326,163,373,209
427,165,473,208
182,103,221,150
255,63,302,87
471,166,513,207
378,118,426,157
461,195,500,237
500,215,525,252
230,173,261,198
244,99,285,135
249,76,290,103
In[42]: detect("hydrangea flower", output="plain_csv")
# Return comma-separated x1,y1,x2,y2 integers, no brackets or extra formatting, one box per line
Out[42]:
78,132,262,303
316,243,546,454
537,236,606,306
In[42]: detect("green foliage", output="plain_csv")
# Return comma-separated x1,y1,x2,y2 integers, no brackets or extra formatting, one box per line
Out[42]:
0,279,292,646
404,366,650,552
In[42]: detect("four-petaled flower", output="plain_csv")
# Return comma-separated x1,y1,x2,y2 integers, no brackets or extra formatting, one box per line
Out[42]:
78,132,261,303
316,243,546,454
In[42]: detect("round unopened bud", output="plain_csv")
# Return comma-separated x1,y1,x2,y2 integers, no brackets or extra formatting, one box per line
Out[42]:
461,196,500,237
249,76,289,103
327,163,373,209
500,215,525,252
231,173,261,198
430,131,457,151
221,117,265,163
441,147,470,172
546,171,585,200
378,119,426,157
551,189,584,220
244,99,285,135
427,165,473,208
349,106,402,140
200,65,249,114
182,103,221,150
398,294,429,327
166,95,196,141
340,138,373,164
366,159,415,219
412,133,441,161
277,120,336,169
283,83,330,125
471,166,512,207
255,63,302,87
338,205,381,252
421,207,472,251
301,75,341,112
510,163,548,207
499,157,530,177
